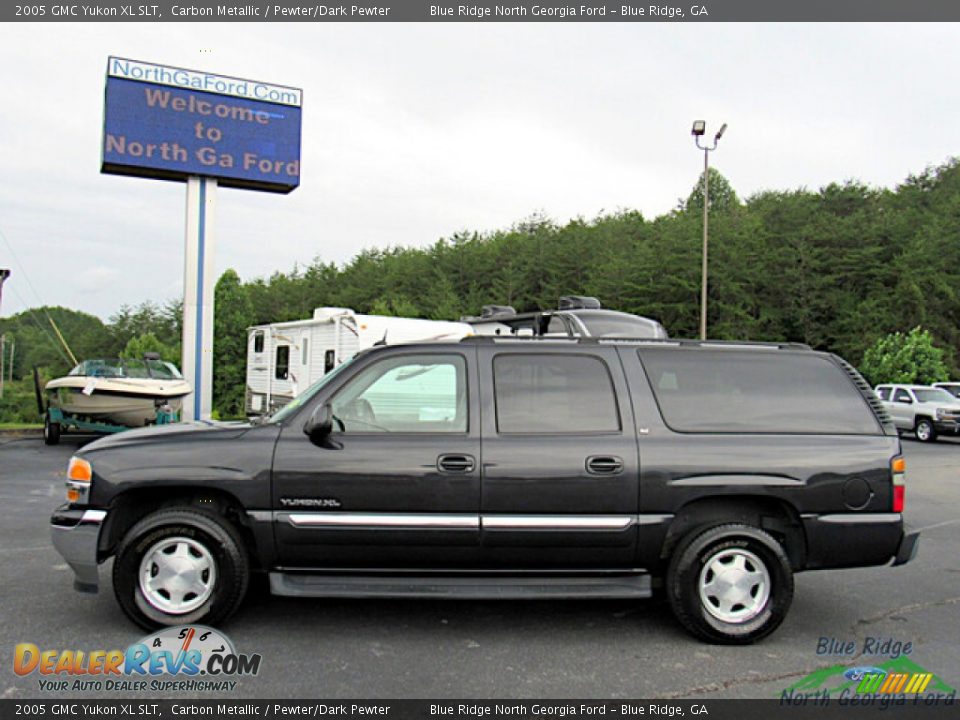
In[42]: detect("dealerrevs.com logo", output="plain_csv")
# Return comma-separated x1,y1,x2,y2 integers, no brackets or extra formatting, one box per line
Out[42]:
14,625,261,692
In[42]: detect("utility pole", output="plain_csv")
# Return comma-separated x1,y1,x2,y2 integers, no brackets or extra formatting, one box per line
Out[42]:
690,122,727,340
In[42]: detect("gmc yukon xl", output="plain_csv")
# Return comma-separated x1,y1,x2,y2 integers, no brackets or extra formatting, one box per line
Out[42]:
51,338,919,644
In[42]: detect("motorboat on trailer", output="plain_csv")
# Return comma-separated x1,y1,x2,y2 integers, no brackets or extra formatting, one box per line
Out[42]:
44,355,191,428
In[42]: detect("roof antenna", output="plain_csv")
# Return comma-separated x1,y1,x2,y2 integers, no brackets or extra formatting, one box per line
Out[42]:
373,330,388,347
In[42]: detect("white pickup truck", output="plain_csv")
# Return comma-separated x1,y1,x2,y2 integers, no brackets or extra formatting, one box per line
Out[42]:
875,384,960,442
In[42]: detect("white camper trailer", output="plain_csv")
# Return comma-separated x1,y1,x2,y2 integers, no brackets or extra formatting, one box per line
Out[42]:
245,307,472,415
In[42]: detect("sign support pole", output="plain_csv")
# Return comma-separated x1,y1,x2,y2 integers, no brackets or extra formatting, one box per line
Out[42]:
181,176,217,422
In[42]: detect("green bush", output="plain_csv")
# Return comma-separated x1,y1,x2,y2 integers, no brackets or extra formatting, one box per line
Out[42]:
860,327,950,386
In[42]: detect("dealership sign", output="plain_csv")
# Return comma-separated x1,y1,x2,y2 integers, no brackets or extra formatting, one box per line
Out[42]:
102,57,302,193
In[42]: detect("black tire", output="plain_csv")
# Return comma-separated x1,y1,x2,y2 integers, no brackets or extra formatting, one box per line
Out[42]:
666,523,794,644
915,417,937,443
112,507,249,630
44,414,61,445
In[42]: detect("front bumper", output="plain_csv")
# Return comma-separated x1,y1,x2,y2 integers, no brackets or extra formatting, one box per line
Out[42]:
50,504,107,594
802,513,919,570
934,419,960,435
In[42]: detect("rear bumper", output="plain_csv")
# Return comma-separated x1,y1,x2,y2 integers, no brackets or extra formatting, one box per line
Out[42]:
802,513,919,570
893,528,920,566
50,504,107,594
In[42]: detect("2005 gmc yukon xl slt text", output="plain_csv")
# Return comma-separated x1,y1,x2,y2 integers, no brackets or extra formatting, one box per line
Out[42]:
51,338,919,644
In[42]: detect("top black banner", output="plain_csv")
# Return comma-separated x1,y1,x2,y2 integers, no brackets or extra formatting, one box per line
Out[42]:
4,0,960,22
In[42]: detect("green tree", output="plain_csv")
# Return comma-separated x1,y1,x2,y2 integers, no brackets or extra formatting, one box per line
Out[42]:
860,327,950,386
119,332,178,362
213,269,254,418
685,167,740,212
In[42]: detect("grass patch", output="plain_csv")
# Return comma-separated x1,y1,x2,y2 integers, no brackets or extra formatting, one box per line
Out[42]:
0,422,43,430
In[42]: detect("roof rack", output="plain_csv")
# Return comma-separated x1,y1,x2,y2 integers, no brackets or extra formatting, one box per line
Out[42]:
459,336,812,350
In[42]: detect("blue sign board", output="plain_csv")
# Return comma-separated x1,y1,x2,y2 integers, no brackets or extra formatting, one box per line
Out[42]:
102,58,302,193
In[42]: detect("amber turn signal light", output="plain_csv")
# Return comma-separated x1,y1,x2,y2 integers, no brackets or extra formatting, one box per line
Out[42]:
67,457,92,483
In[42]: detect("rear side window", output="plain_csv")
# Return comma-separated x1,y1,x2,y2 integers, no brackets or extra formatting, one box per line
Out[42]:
875,387,891,401
639,349,880,434
493,354,620,433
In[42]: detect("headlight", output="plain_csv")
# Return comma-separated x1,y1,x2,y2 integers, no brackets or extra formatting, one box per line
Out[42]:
66,457,92,504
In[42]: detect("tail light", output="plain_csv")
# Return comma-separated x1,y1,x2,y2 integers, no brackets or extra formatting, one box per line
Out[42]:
891,456,905,513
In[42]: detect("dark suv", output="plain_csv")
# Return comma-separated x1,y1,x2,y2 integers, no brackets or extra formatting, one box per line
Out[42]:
51,338,918,644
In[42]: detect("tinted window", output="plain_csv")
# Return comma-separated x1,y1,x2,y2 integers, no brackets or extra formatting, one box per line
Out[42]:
893,388,911,403
324,349,336,374
494,354,620,433
875,387,891,401
640,349,879,434
253,331,264,354
331,354,467,433
275,346,289,380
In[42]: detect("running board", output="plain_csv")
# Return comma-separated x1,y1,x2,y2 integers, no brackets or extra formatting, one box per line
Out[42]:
269,572,652,599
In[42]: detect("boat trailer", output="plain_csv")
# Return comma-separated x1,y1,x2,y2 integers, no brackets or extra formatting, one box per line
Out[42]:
33,368,179,446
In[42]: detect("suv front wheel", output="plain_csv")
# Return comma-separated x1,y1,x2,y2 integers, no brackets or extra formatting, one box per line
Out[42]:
666,523,794,644
915,417,937,443
113,507,250,630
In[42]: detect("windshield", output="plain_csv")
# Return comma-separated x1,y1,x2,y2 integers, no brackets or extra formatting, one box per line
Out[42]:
913,388,957,404
67,358,183,380
572,310,668,338
268,356,356,424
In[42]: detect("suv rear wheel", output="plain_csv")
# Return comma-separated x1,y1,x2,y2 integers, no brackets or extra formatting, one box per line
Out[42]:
666,523,794,644
113,507,249,630
915,417,937,443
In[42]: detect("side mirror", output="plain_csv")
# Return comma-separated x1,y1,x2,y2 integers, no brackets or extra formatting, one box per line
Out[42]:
303,403,334,441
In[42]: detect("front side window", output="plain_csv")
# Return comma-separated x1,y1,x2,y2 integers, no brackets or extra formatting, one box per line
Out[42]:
640,349,880,434
493,353,620,434
893,388,911,403
913,388,955,404
331,354,467,433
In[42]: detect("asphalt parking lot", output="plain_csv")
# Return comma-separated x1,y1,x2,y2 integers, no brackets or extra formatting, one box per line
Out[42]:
0,433,957,700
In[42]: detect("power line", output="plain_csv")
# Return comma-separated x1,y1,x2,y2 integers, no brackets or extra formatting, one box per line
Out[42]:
0,225,77,365
2,282,74,367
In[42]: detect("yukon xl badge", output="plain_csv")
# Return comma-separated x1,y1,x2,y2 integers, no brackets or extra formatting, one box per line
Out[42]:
280,497,342,508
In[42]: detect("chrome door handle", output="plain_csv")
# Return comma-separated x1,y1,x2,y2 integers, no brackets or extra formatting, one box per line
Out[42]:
437,454,475,474
586,455,624,475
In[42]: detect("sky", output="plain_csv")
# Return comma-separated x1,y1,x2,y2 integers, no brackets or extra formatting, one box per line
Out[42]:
1,22,958,321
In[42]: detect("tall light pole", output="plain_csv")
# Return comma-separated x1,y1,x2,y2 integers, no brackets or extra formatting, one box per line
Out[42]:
0,269,9,316
691,121,726,340
0,269,8,400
